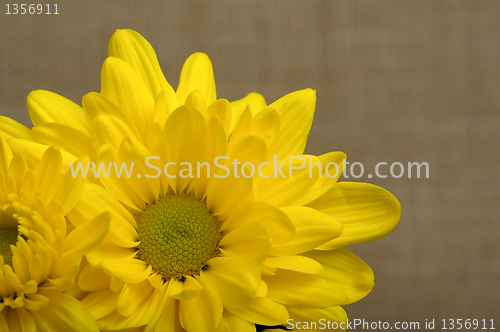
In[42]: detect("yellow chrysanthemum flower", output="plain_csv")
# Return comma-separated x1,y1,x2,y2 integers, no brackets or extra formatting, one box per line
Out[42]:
7,29,401,332
0,131,110,331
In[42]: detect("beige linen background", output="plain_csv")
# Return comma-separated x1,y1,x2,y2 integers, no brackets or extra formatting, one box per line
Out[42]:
1,0,499,328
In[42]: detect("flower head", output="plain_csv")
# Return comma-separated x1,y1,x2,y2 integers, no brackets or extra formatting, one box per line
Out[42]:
10,29,401,331
0,131,110,331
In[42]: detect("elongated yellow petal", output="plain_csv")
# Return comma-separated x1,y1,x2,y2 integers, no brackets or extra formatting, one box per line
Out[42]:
64,211,110,257
177,52,216,105
103,259,152,284
220,222,271,264
145,294,182,332
263,269,347,307
267,89,315,159
308,182,401,249
101,57,155,138
206,175,253,217
27,90,89,133
201,256,260,309
78,264,112,292
167,275,204,301
0,116,30,139
303,249,374,305
263,255,323,275
117,279,154,317
270,206,343,256
95,144,146,211
222,310,255,332
81,289,120,320
229,92,267,132
286,305,347,332
221,201,295,245
207,99,232,139
7,138,77,172
31,291,100,332
164,105,208,193
33,146,62,203
108,29,177,101
31,123,93,160
68,183,138,247
179,279,223,332
83,92,142,138
0,133,13,173
227,296,288,327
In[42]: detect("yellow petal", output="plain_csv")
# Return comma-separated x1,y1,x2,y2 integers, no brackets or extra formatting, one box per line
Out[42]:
227,296,288,327
286,305,347,332
33,146,62,203
95,144,146,211
270,206,343,256
117,279,155,317
248,108,280,148
220,222,271,264
153,90,176,128
145,294,182,332
27,90,89,133
116,137,160,204
81,289,120,320
207,99,232,139
167,275,204,301
191,116,228,200
267,89,315,159
7,138,77,172
0,116,30,139
263,255,323,275
82,92,142,139
164,105,208,193
100,57,155,137
263,269,347,307
185,90,208,117
229,92,267,132
200,256,261,309
0,133,13,173
177,52,216,105
97,288,160,330
31,291,100,332
31,122,93,159
64,211,110,257
179,280,223,332
302,249,374,304
67,183,138,247
85,240,137,268
53,156,86,216
12,307,37,331
103,258,152,284
91,114,143,152
222,310,255,332
108,29,177,101
206,175,253,217
78,264,112,292
221,201,295,245
256,153,344,207
308,182,401,249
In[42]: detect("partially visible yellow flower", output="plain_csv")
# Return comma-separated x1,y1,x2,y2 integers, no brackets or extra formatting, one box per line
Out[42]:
0,132,110,331
9,29,401,331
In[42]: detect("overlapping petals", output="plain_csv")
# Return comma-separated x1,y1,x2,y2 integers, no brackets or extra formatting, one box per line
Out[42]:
2,28,401,332
0,134,110,331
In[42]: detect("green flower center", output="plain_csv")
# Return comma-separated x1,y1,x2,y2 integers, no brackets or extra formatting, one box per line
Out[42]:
136,194,221,280
0,228,18,267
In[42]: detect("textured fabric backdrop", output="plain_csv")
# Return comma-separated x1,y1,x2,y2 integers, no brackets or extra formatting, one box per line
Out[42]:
1,0,499,326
